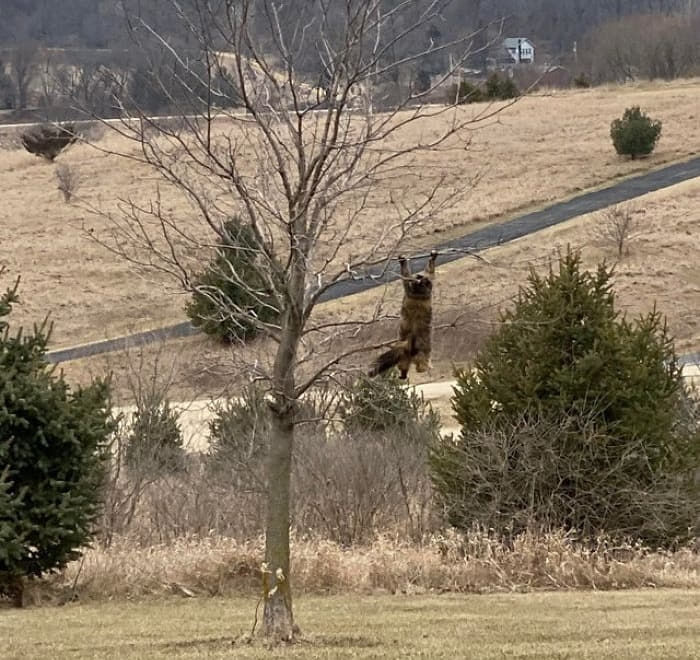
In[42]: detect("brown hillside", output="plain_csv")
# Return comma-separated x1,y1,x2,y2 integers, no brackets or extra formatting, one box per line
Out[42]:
1,79,699,349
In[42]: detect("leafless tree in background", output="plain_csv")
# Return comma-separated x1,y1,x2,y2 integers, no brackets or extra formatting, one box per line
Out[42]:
37,51,61,109
595,205,645,258
94,0,511,640
7,42,38,110
584,13,700,83
55,163,81,202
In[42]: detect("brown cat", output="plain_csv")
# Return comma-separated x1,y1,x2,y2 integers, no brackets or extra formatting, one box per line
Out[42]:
369,251,437,379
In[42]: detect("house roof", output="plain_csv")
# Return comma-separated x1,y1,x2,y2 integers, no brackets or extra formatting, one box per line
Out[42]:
503,38,534,50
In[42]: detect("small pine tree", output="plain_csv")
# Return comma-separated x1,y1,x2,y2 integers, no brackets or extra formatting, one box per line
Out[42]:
610,106,662,159
342,373,440,436
498,77,519,99
0,466,25,605
125,399,184,475
208,386,269,460
0,275,113,606
186,219,279,343
431,250,699,544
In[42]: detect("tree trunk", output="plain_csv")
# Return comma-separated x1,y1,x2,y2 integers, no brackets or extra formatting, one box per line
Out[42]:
261,406,295,641
261,302,302,641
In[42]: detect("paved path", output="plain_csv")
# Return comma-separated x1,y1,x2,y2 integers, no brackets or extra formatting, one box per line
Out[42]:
46,156,700,364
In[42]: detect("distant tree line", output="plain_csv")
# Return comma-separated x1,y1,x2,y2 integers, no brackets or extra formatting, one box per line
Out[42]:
1,0,698,116
0,1,185,50
0,44,241,116
583,13,700,82
462,0,694,57
2,1,696,59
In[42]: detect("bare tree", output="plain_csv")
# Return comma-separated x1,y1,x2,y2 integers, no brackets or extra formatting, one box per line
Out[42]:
36,50,62,109
595,205,644,257
56,164,81,202
94,0,510,641
67,56,131,118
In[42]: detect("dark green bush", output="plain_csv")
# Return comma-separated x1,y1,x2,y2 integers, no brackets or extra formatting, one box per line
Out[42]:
0,275,113,606
610,106,662,159
21,124,78,161
448,81,484,104
431,250,699,545
485,73,519,100
341,373,440,436
186,219,279,343
448,75,519,105
573,73,591,88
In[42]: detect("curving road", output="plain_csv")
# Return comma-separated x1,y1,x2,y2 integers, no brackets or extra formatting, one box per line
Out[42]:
45,155,700,365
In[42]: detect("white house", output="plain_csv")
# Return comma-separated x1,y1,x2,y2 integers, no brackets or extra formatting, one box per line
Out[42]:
503,38,535,65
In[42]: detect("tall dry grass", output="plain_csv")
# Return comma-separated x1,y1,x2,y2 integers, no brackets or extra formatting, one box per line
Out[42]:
10,355,699,609
25,530,700,606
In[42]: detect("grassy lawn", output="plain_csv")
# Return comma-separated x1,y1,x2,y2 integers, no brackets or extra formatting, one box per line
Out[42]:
2,590,699,659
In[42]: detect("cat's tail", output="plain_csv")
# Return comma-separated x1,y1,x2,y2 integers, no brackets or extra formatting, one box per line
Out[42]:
368,342,410,378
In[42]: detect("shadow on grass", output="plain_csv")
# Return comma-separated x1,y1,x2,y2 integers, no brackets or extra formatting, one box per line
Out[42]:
158,636,235,652
305,634,381,648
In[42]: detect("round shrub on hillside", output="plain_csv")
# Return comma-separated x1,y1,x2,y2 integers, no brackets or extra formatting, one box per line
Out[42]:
0,276,113,606
430,250,699,545
186,219,279,343
485,73,519,100
21,124,78,161
610,106,662,159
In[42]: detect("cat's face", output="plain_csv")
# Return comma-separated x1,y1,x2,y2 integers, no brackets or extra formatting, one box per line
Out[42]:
407,274,432,299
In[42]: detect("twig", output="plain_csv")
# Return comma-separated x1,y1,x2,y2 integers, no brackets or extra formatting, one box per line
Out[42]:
251,595,263,636
68,554,87,603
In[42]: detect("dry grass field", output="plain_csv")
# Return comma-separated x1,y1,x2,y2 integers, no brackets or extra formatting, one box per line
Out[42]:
58,174,700,409
2,590,699,659
1,79,700,348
